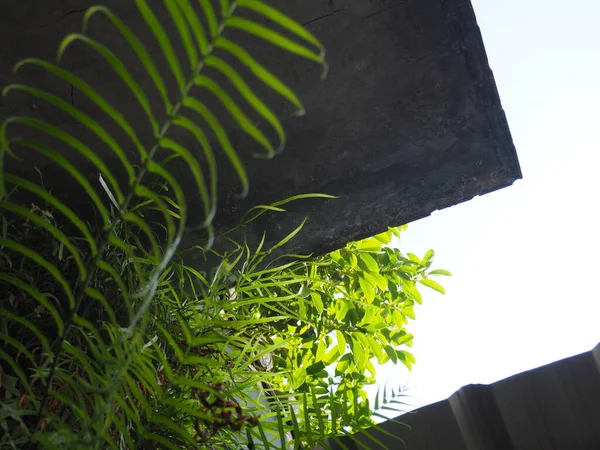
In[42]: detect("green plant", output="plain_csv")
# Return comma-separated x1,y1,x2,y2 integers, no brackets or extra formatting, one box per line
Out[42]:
0,1,325,447
193,223,448,449
113,215,448,449
0,2,449,448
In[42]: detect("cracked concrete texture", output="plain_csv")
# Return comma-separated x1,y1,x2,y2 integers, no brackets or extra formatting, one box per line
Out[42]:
0,0,521,257
302,8,348,26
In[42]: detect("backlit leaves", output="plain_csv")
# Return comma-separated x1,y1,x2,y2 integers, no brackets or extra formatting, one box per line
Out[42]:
418,278,446,294
220,225,450,445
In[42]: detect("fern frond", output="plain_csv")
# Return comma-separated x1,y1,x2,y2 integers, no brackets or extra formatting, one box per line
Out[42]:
1,0,325,447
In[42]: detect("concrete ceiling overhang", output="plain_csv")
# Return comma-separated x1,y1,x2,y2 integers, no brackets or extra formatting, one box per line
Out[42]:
0,0,521,256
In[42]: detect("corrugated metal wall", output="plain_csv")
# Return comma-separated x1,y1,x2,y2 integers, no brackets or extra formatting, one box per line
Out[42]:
328,344,600,450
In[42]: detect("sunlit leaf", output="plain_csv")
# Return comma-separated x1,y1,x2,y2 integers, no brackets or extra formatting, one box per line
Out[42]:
358,276,375,304
292,366,307,389
418,278,446,294
421,249,434,268
357,253,378,273
383,345,397,364
216,37,305,114
336,330,347,355
373,230,393,245
225,17,324,66
355,237,382,252
429,269,453,276
407,253,421,264
136,0,185,94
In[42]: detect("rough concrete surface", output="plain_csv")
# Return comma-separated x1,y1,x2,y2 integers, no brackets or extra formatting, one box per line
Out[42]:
0,0,521,257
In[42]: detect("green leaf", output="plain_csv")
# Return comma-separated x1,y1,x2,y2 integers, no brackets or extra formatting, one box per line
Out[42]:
183,97,249,197
396,271,415,286
358,253,379,273
310,292,324,314
364,334,384,364
0,238,75,309
349,252,358,269
151,415,197,446
276,409,287,447
171,115,217,223
270,192,338,207
356,237,383,252
3,132,111,228
368,271,388,291
351,336,367,372
407,253,421,264
358,276,375,304
429,269,453,276
365,359,376,378
85,286,117,326
256,421,272,450
124,373,152,420
346,308,359,326
0,308,51,354
373,230,393,245
358,428,389,450
383,345,397,364
237,0,324,51
300,393,314,448
306,361,326,376
404,282,423,305
298,294,307,318
58,33,159,136
323,347,340,366
392,310,405,329
195,74,275,157
418,278,446,294
225,17,324,66
421,249,434,268
335,355,351,376
336,300,351,322
83,5,173,111
12,59,148,160
4,84,135,184
164,0,198,70
218,0,230,18
0,201,87,280
136,0,185,94
391,331,413,347
389,226,403,239
159,137,211,225
336,330,347,355
309,386,326,439
271,218,307,251
205,56,285,152
198,0,218,38
124,210,162,260
403,304,416,320
288,406,302,448
329,250,342,264
175,0,208,55
396,350,416,371
216,37,304,114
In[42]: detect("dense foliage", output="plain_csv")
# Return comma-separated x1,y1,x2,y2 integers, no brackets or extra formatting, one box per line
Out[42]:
0,1,449,448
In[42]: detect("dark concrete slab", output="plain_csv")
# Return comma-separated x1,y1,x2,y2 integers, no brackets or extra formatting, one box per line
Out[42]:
226,0,522,256
0,0,521,256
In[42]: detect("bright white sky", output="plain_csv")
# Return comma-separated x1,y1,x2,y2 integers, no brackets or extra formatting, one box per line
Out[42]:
370,0,600,411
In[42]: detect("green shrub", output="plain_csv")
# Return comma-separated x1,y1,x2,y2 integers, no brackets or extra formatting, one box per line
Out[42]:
0,2,448,448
